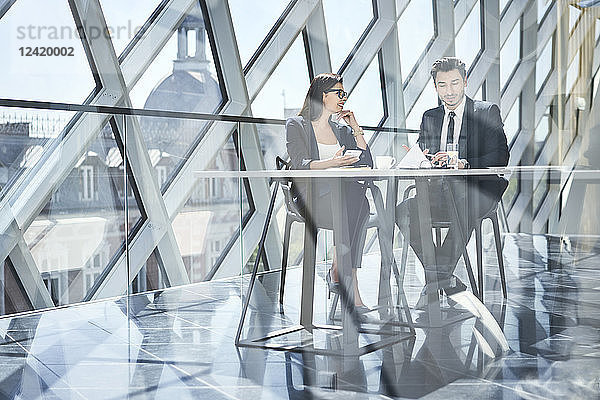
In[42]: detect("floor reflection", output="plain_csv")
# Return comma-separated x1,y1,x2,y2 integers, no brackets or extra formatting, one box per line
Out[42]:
0,233,598,399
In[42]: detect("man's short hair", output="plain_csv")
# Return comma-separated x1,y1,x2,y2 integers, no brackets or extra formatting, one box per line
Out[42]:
430,57,467,83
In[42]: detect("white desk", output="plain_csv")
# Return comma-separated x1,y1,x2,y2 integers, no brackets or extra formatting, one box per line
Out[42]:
197,166,597,355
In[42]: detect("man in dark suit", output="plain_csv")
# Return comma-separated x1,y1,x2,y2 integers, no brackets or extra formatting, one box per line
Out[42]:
396,57,509,305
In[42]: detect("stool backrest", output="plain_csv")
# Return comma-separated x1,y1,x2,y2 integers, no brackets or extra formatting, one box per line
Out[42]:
275,156,303,219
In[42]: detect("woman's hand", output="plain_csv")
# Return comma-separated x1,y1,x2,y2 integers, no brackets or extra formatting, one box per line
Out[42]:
338,110,360,131
330,145,359,167
338,109,368,150
309,146,359,169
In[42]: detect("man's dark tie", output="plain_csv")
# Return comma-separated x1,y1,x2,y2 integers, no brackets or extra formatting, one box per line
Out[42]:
446,111,456,150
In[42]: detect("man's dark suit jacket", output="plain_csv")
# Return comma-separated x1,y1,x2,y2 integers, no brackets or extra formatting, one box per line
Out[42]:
285,115,373,202
417,96,509,203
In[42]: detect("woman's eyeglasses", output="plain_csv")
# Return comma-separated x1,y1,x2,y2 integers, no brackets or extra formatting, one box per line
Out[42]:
324,89,348,99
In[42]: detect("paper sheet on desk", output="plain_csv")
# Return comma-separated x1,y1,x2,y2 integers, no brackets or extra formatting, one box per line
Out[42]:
396,145,431,169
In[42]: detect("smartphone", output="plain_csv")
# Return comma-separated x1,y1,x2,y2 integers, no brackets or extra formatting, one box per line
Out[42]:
344,149,362,158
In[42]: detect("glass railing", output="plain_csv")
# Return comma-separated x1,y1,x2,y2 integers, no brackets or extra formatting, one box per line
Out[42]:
0,98,599,399
0,100,597,328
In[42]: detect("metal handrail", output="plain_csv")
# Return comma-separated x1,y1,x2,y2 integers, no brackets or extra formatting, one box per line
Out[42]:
0,98,420,134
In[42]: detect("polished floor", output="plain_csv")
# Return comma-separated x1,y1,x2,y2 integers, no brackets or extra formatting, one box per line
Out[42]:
0,234,599,399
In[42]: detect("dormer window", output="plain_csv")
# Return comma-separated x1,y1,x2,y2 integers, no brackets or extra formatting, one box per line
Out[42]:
156,166,168,188
80,165,94,201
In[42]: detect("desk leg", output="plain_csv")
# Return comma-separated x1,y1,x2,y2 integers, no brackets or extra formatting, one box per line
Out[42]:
386,178,413,328
331,178,359,355
375,180,393,316
414,177,442,326
300,178,316,331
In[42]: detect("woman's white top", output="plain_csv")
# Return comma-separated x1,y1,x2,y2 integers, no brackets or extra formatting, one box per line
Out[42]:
317,142,341,160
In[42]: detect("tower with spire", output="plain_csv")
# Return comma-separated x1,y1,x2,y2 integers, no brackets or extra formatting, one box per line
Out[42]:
141,3,221,157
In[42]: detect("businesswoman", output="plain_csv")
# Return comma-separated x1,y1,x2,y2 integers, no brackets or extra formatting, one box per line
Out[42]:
285,73,373,310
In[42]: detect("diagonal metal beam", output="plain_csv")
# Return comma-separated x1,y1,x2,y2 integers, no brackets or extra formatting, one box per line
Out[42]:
163,0,284,279
369,0,406,158
245,0,319,101
0,0,16,20
69,0,191,298
304,0,331,76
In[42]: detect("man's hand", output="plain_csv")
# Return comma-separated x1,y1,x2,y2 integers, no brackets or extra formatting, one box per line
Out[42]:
431,151,449,167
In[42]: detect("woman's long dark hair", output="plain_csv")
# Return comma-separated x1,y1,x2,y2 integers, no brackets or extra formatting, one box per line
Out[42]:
298,73,343,121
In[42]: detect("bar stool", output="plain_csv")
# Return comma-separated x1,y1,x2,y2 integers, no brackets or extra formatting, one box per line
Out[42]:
276,157,402,320
400,185,507,302
400,184,479,299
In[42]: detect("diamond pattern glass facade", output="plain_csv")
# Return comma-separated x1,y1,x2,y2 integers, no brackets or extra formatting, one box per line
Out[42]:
0,0,596,320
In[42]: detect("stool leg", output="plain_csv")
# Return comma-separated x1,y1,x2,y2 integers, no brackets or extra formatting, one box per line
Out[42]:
329,293,339,321
279,217,293,305
491,214,507,298
400,226,409,280
461,241,479,299
475,223,483,302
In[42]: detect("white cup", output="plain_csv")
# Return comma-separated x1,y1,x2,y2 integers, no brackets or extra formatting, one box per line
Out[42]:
376,155,396,169
447,143,459,169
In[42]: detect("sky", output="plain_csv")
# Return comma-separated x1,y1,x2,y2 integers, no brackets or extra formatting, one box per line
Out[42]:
0,0,534,134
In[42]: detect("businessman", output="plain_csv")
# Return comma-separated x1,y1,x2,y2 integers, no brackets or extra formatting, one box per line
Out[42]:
397,57,509,306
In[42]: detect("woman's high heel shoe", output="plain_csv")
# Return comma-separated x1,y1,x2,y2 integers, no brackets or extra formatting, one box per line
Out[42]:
326,269,340,298
354,304,371,314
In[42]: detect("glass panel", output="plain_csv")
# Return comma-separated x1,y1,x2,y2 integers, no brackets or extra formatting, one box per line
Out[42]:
504,97,520,145
536,36,552,94
398,0,435,83
500,0,511,15
242,121,286,276
171,124,250,283
455,1,481,69
129,3,225,185
406,79,438,130
566,50,579,94
593,71,600,104
533,171,549,213
561,173,573,209
343,54,384,132
254,121,288,171
323,0,373,72
251,34,310,120
131,248,168,293
1,258,33,316
500,19,521,89
569,5,581,33
535,106,551,158
100,0,163,58
0,0,97,103
228,0,291,68
22,116,142,308
137,114,222,192
0,107,77,200
537,0,552,24
503,169,519,209
596,18,600,42
474,84,483,100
